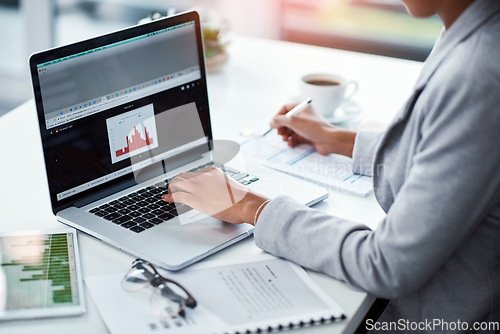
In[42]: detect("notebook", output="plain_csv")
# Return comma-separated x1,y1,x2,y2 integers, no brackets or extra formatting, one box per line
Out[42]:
85,256,346,334
29,11,328,271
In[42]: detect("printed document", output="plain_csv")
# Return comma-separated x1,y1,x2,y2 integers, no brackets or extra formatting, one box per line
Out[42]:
240,135,373,196
85,256,346,334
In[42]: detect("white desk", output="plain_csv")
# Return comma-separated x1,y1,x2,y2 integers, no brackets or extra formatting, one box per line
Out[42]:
0,36,422,333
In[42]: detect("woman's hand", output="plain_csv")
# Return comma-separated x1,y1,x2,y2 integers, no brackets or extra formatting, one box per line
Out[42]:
162,167,269,225
270,102,357,157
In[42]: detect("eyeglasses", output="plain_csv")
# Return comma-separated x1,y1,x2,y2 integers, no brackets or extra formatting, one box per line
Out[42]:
121,259,197,318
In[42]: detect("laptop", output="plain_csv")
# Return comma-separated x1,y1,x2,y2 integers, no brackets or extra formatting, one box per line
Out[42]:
29,11,328,271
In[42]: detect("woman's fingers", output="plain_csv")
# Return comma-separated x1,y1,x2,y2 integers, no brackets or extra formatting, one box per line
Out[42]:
162,191,192,205
159,166,266,225
167,176,191,194
286,135,304,147
163,167,246,209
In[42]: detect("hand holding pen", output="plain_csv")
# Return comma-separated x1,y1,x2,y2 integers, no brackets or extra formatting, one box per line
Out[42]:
262,98,312,136
266,97,356,157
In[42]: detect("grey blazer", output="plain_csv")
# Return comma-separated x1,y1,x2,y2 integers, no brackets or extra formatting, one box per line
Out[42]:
254,0,500,332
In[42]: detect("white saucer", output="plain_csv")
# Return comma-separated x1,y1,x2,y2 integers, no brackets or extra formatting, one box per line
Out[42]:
285,96,362,124
326,100,362,124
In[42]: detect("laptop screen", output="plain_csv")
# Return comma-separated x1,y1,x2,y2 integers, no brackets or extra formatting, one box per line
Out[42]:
30,12,212,212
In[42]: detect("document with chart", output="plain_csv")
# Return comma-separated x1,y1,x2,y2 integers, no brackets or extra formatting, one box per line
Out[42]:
86,256,346,334
241,135,373,196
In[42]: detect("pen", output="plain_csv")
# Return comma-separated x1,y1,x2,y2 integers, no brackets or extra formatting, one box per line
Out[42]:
262,98,313,136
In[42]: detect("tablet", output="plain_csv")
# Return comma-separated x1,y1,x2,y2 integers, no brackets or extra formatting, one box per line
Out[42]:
0,228,85,321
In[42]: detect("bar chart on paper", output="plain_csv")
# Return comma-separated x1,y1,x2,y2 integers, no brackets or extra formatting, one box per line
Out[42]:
0,233,80,309
106,104,159,164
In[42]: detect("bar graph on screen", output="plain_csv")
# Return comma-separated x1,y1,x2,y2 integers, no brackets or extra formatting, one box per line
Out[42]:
106,104,159,164
114,124,155,158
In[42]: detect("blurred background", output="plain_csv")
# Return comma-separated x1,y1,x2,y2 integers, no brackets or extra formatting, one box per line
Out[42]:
0,0,442,117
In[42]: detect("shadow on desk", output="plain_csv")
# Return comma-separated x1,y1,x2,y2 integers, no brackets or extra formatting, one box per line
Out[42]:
355,298,390,333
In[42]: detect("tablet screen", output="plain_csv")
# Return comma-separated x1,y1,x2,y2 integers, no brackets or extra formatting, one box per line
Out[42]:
0,229,85,321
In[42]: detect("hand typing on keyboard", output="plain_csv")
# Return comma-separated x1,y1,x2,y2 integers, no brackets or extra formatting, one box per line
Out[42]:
162,167,269,225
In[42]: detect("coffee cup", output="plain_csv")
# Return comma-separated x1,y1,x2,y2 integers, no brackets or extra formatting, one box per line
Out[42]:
299,73,358,120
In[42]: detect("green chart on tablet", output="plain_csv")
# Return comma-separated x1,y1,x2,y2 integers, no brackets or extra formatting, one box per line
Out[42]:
0,229,85,321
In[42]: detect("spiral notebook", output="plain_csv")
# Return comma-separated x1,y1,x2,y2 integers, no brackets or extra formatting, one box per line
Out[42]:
85,256,346,334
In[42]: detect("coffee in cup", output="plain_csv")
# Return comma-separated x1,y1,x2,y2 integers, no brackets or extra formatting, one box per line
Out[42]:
299,73,358,120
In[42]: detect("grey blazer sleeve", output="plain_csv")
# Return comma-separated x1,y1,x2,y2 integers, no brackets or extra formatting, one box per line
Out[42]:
254,195,371,290
351,130,383,177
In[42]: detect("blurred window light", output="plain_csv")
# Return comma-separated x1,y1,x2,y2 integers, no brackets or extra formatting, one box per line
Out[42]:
282,0,443,61
0,0,26,116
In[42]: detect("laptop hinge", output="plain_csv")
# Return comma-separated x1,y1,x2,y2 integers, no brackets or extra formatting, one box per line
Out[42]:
74,161,165,208
74,179,137,208
74,154,207,209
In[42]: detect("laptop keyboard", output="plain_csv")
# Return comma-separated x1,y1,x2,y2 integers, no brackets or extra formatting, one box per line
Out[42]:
88,164,259,233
